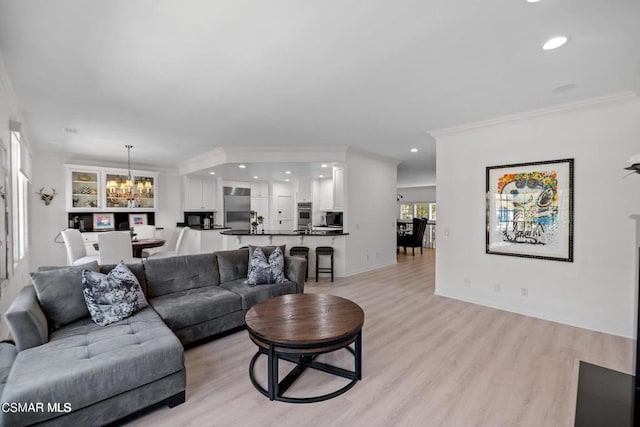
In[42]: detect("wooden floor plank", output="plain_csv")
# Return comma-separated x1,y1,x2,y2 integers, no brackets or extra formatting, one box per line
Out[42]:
126,249,633,427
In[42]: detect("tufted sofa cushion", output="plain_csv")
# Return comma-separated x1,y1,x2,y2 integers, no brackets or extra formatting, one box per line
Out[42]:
0,307,184,426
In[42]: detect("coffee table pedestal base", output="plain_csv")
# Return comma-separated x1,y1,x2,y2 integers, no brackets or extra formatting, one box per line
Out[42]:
248,332,362,404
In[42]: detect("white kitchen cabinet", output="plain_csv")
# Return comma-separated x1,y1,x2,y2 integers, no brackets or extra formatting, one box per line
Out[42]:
249,182,269,228
297,178,313,203
250,182,269,198
333,166,344,210
251,196,269,227
183,177,218,211
318,178,333,211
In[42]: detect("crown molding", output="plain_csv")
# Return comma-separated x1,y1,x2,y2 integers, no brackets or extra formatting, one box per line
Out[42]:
429,91,639,139
177,145,350,175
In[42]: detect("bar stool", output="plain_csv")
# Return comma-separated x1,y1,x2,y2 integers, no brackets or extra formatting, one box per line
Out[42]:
289,246,309,280
315,246,334,282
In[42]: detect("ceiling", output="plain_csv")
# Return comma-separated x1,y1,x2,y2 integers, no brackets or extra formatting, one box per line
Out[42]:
0,0,638,187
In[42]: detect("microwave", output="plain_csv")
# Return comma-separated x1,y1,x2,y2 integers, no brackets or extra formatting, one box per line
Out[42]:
326,211,343,227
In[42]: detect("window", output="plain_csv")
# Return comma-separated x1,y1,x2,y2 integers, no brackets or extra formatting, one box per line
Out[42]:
10,124,30,263
399,204,413,220
399,202,435,220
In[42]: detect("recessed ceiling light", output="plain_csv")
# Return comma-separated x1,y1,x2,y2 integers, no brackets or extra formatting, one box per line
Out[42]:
321,164,328,168
319,175,324,178
526,0,541,3
209,171,216,175
253,176,259,179
410,148,418,153
238,164,246,169
285,178,290,182
543,36,568,50
285,170,291,174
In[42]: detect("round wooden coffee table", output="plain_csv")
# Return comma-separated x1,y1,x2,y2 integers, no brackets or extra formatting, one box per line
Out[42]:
245,293,364,403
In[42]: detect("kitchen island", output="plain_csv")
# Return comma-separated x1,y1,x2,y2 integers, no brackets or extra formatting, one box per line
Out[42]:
220,229,349,279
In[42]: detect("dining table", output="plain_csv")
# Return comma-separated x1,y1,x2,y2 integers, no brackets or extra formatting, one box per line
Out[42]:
93,238,166,258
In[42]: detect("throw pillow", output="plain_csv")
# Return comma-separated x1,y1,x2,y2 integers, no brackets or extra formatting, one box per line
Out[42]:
81,261,148,327
30,261,100,330
247,246,288,285
269,246,287,284
247,244,286,276
247,247,271,285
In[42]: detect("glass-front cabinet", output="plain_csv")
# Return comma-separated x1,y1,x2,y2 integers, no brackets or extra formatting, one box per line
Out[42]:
66,165,158,212
104,172,156,209
67,167,103,211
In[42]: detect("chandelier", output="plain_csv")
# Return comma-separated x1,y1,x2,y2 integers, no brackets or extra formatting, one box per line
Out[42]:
106,145,153,207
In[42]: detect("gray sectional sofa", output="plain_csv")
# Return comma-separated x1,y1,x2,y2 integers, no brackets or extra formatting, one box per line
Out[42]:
0,248,306,426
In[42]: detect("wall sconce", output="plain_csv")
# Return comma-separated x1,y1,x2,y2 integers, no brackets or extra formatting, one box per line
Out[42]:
37,188,57,206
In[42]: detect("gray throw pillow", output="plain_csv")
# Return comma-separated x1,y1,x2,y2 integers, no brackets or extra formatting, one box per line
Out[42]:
247,247,287,285
30,261,100,330
82,262,148,327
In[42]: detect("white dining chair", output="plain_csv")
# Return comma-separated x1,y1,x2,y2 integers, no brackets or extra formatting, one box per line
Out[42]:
145,227,189,260
61,229,99,266
133,225,156,240
98,231,134,265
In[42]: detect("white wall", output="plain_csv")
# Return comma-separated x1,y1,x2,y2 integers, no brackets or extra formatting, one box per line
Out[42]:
396,185,436,215
29,152,182,269
0,54,32,338
434,93,640,338
345,150,398,276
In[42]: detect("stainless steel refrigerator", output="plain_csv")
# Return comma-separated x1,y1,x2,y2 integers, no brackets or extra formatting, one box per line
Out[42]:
223,186,251,230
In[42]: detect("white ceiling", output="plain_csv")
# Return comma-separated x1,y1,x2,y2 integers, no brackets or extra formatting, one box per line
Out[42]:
0,0,638,187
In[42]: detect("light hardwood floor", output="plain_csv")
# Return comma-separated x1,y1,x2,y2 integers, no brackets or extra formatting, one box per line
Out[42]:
128,250,633,427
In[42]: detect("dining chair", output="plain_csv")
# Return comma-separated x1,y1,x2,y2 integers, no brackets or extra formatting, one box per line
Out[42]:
397,218,428,256
145,227,190,260
61,229,99,266
133,225,156,240
98,231,134,265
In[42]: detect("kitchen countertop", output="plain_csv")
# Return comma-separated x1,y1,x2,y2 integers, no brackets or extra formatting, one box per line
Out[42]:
176,224,230,230
220,229,349,236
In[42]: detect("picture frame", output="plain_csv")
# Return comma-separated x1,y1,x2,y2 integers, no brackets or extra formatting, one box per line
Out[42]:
92,213,115,231
128,213,148,226
486,158,574,262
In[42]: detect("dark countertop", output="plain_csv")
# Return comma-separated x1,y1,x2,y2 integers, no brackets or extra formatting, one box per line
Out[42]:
220,229,349,236
176,224,230,230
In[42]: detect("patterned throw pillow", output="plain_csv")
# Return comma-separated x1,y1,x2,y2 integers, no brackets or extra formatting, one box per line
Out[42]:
81,262,149,327
247,247,287,285
269,246,287,284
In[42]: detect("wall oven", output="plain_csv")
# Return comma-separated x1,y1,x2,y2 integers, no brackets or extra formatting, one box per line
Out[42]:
297,202,312,226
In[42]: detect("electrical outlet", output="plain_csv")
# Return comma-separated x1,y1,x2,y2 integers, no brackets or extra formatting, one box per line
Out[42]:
464,278,471,287
494,283,501,293
366,254,369,261
521,288,528,297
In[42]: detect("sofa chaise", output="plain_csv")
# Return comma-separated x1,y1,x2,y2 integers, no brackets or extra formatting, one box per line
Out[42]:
0,247,306,426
